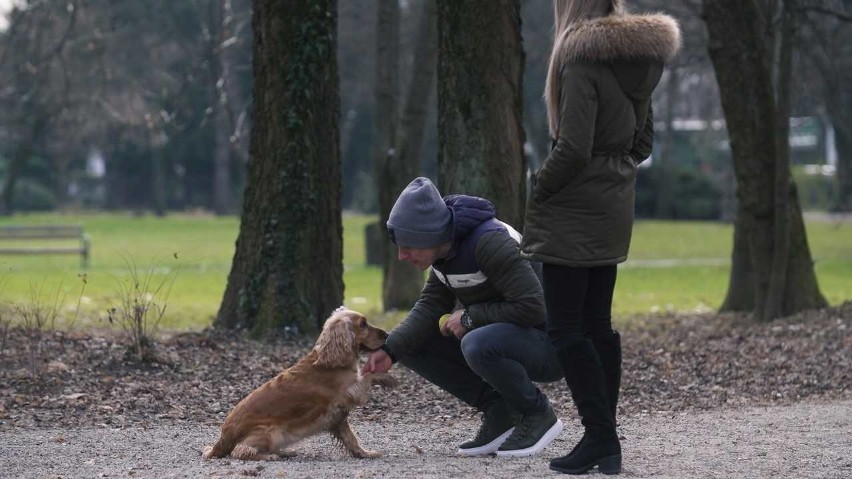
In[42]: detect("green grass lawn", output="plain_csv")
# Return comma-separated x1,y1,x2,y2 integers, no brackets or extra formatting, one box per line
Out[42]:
0,212,850,332
0,213,239,331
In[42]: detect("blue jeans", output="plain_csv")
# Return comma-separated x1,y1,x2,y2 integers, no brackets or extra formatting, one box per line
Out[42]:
398,322,563,415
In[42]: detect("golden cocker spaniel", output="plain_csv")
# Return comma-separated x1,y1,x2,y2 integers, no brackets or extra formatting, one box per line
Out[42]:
202,308,395,460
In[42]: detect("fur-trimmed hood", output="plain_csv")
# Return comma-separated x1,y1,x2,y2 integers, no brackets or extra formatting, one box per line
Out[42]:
562,13,681,64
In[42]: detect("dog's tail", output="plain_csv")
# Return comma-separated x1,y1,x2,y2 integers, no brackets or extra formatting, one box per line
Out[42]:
202,430,239,459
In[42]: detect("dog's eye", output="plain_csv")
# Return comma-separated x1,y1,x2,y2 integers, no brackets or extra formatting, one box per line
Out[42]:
360,321,367,328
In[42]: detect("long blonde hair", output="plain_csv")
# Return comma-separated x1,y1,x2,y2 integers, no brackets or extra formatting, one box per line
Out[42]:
545,0,622,138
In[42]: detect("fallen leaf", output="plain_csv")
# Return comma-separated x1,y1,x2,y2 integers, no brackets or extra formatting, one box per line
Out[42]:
61,393,87,401
47,361,68,373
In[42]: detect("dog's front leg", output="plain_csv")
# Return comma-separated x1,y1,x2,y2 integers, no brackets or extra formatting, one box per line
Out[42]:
332,418,381,458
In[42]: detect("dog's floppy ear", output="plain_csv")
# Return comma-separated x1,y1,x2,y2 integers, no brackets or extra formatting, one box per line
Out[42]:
314,315,356,368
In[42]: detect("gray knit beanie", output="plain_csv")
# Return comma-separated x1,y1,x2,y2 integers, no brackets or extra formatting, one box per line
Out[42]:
387,177,453,248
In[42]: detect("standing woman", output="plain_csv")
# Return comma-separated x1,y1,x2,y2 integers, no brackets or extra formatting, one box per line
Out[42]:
521,0,680,475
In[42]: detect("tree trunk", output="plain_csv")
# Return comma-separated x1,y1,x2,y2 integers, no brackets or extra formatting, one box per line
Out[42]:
150,134,167,217
216,0,343,336
213,91,232,214
376,0,438,311
800,11,851,211
764,0,794,322
704,0,827,320
0,116,47,216
54,157,69,209
835,123,852,211
223,0,252,168
820,52,852,212
1,146,28,216
655,64,679,219
436,0,526,229
373,0,399,296
720,206,755,311
212,0,232,215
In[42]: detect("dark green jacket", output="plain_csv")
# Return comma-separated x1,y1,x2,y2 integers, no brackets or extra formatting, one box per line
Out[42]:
521,13,681,267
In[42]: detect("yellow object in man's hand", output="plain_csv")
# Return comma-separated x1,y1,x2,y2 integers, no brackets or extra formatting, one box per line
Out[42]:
438,314,451,331
438,313,460,333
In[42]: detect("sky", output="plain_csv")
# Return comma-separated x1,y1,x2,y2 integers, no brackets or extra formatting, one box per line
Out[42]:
0,0,16,30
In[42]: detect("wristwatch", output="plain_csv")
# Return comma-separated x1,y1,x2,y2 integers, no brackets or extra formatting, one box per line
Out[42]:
460,309,474,330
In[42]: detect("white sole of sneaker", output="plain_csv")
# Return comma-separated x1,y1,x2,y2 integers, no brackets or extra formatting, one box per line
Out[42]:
495,419,564,457
457,427,515,457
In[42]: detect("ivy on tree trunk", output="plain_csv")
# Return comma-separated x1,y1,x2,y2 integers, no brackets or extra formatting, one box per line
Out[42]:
215,0,343,336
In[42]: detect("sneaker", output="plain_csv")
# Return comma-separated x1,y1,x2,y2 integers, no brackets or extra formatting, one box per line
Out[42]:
458,400,519,456
496,403,563,457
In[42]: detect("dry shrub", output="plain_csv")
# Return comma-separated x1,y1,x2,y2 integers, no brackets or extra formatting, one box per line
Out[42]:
107,256,179,363
14,283,64,377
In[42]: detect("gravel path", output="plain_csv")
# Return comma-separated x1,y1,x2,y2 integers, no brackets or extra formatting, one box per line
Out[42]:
2,305,850,477
2,399,850,478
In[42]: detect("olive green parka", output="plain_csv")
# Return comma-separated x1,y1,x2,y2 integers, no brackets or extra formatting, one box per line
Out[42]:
521,12,681,266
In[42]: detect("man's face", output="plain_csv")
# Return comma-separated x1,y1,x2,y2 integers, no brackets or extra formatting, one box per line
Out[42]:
397,245,442,271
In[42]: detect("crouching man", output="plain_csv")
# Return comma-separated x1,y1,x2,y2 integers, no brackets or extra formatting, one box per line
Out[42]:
362,177,564,457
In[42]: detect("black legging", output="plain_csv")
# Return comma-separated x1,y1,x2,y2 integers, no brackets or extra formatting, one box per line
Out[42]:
541,264,617,348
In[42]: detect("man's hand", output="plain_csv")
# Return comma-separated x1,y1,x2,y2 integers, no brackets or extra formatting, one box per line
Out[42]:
440,309,469,340
361,349,393,375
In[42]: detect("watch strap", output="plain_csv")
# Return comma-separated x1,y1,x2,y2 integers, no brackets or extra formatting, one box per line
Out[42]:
460,309,474,330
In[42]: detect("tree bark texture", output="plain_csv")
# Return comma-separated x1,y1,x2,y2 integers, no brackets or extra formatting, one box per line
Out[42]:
216,0,343,335
720,206,756,311
764,0,794,322
704,0,826,319
373,0,401,308
375,0,437,311
436,0,526,229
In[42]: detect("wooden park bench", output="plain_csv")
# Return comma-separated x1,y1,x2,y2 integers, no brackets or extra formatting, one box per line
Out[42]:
0,224,90,268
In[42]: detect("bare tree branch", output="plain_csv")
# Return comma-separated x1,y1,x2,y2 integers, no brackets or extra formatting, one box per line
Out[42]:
798,5,852,22
35,0,79,65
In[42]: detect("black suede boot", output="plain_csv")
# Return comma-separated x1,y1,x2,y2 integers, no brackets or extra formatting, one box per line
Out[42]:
552,428,621,475
592,330,622,422
550,337,621,475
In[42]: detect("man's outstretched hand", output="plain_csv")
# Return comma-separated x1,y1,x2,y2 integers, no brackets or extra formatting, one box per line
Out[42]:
362,348,393,375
